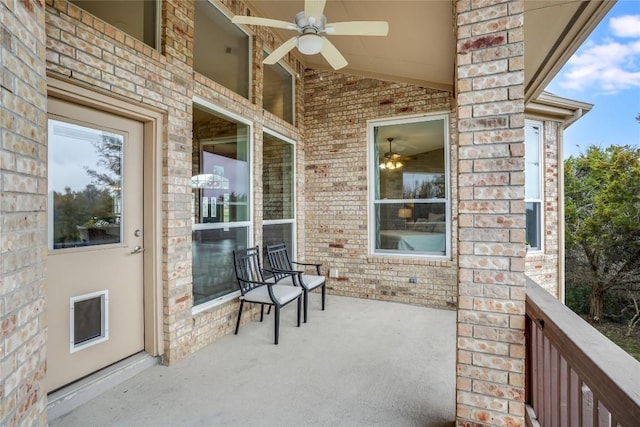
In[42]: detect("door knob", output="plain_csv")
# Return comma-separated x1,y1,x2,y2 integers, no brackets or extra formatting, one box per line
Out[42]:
130,245,144,254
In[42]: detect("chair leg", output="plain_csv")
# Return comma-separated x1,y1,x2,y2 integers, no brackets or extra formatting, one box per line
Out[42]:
274,305,280,345
235,300,244,335
322,283,326,310
303,289,309,323
297,296,301,327
260,304,264,322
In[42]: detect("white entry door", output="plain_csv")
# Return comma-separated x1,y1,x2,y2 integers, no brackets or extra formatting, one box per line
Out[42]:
46,97,144,392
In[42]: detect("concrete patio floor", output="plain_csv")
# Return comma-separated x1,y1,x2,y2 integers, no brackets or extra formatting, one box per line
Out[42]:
49,294,456,427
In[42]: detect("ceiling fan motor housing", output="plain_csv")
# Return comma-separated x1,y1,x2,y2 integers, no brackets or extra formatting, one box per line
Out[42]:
295,11,327,34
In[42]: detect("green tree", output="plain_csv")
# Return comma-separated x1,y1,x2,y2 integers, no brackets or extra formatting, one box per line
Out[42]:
565,145,640,322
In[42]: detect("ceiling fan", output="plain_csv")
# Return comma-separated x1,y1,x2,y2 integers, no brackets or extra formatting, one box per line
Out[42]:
380,138,413,170
231,0,389,70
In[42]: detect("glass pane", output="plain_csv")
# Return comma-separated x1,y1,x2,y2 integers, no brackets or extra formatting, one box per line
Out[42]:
192,105,251,305
376,202,446,254
525,122,541,199
70,0,157,48
263,133,294,220
372,117,448,256
526,202,541,250
48,120,123,249
263,223,293,253
402,172,445,199
194,1,249,98
263,53,294,124
192,106,250,225
192,227,248,305
376,119,446,200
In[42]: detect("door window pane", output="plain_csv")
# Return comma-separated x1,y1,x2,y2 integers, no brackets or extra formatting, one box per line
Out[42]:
48,120,123,249
371,116,449,256
263,52,294,124
70,0,158,48
192,104,251,306
194,1,250,98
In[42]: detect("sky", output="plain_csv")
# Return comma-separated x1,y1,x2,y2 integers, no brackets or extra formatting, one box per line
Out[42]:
544,0,640,159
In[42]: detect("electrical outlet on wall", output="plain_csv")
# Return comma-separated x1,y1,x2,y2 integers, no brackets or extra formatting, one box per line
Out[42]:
329,268,339,278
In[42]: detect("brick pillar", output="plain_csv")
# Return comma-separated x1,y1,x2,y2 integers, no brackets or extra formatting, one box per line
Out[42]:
455,1,526,426
160,0,195,364
0,0,48,425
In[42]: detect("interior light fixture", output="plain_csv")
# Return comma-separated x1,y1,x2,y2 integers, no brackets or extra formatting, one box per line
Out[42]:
379,137,404,170
297,34,324,55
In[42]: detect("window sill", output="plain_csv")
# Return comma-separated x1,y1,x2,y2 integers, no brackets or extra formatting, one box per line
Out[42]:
367,254,454,267
191,290,240,316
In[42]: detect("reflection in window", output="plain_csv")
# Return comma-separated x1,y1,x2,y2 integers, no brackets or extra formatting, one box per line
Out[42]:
48,120,123,249
70,0,158,48
192,104,251,306
194,1,250,98
525,120,543,251
371,115,449,256
262,132,295,255
263,52,294,124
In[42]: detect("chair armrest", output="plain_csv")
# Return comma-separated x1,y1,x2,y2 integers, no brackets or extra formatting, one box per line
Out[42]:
291,261,322,275
265,268,303,275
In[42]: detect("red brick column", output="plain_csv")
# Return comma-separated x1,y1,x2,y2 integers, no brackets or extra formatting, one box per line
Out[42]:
455,1,526,425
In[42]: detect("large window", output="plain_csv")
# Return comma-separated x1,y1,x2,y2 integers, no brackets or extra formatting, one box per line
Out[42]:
525,120,543,251
370,115,450,257
192,102,251,307
194,1,250,98
262,131,295,255
263,52,295,124
70,0,158,48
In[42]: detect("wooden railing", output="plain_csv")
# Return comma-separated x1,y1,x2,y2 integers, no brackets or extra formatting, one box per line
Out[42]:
525,278,640,427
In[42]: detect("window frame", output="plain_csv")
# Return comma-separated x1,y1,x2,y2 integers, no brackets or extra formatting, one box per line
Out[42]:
367,113,451,259
191,96,254,313
262,128,297,255
525,119,544,253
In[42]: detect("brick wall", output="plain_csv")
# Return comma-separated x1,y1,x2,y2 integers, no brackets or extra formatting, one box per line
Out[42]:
0,0,48,425
303,70,458,308
44,0,306,366
455,0,527,425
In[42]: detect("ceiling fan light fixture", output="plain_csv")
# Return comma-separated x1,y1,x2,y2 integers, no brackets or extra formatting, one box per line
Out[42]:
297,34,324,55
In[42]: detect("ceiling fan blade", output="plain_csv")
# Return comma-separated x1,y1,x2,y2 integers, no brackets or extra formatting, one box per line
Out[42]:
326,21,389,36
231,15,297,30
320,37,348,70
263,37,298,65
304,0,326,20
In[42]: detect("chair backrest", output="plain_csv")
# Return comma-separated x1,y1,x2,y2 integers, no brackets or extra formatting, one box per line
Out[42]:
265,242,293,280
233,246,266,296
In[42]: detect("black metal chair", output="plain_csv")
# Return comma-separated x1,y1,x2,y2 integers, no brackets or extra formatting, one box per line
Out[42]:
265,242,326,323
233,246,302,344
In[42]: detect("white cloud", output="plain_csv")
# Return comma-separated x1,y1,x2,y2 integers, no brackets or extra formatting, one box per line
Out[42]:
556,14,640,95
611,15,640,38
